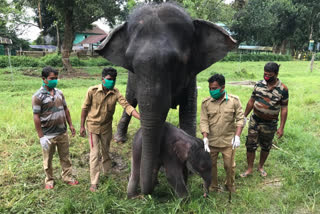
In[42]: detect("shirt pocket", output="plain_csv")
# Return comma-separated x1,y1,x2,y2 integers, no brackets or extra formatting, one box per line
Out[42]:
208,110,219,125
224,108,235,122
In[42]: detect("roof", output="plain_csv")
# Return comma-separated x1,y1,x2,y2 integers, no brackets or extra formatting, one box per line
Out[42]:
79,34,108,45
0,36,12,45
80,25,107,35
29,45,57,50
238,45,272,51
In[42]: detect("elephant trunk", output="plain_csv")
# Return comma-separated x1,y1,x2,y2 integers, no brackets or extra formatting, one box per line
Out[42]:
139,112,167,194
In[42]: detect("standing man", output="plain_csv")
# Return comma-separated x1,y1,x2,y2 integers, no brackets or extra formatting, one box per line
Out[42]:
240,62,288,178
80,67,140,192
200,74,244,193
32,66,78,189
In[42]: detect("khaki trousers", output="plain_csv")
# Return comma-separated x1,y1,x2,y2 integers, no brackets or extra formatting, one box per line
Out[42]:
42,132,73,185
89,131,112,185
209,146,236,192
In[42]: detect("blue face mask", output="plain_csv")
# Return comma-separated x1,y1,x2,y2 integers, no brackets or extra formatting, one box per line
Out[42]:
102,79,115,89
210,88,225,100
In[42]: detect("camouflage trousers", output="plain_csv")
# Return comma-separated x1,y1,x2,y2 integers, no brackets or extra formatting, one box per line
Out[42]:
245,114,278,152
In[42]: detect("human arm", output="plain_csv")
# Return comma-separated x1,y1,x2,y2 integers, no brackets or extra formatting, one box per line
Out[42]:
64,106,76,137
33,113,44,138
232,98,244,148
244,97,255,118
33,113,51,150
200,101,210,152
277,106,288,138
116,90,138,119
80,109,88,137
131,109,140,120
80,88,92,137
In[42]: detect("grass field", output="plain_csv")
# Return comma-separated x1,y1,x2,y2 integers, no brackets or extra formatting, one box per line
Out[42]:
0,61,320,213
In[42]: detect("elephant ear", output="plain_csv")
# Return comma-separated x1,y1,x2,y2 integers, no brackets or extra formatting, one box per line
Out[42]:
174,140,191,162
96,22,131,70
191,19,237,74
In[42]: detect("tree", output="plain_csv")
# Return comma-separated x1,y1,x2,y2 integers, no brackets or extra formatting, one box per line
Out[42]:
21,0,126,72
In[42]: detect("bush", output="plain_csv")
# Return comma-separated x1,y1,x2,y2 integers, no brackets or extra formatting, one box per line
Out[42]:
81,57,111,66
42,54,62,67
0,56,41,68
222,52,292,62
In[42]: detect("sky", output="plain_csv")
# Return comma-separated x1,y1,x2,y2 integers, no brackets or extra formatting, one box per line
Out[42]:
18,0,234,42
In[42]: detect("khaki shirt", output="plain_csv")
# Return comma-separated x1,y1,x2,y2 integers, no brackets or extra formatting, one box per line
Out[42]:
200,93,244,147
82,84,135,134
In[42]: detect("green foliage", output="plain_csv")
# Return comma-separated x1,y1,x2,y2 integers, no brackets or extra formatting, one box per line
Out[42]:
42,54,63,67
0,55,112,68
222,52,293,62
231,0,320,52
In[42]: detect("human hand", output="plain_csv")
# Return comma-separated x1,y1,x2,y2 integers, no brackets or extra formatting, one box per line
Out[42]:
203,137,210,152
80,126,86,137
40,136,51,151
243,117,248,127
69,125,76,137
276,128,284,138
231,135,241,149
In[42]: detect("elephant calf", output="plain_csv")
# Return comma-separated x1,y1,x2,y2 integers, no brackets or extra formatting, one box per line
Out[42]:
127,122,212,198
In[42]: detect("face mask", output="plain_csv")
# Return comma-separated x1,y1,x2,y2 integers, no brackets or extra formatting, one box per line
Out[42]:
103,79,115,89
210,88,225,100
264,75,275,83
43,79,58,89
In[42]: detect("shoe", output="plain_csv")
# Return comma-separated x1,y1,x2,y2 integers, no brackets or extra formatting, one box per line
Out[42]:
67,180,79,186
240,172,252,178
258,169,267,177
45,184,54,189
89,184,98,192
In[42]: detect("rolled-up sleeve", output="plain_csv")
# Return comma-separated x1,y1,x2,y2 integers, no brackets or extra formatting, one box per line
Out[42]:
116,91,134,116
82,88,92,111
234,98,244,127
200,102,209,134
32,96,41,114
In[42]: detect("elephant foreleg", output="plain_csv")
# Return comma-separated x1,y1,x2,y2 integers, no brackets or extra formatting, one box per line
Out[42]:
127,142,141,198
114,97,137,143
179,78,197,137
164,162,188,198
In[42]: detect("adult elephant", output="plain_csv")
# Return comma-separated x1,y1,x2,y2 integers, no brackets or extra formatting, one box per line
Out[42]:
96,3,236,195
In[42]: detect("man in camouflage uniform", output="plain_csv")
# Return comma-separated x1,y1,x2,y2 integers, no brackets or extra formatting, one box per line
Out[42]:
32,66,78,189
80,67,140,192
241,62,288,177
200,74,245,192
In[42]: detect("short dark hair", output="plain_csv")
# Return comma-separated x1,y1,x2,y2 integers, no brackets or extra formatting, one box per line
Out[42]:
102,67,117,78
264,62,280,74
208,74,225,86
42,66,58,78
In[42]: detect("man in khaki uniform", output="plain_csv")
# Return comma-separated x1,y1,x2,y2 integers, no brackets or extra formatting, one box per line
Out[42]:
200,74,244,192
80,67,140,192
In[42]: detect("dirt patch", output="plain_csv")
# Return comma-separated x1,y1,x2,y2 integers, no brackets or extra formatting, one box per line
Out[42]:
260,178,283,189
228,80,256,87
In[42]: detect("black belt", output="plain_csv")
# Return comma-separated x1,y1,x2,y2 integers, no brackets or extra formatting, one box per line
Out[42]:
252,114,277,123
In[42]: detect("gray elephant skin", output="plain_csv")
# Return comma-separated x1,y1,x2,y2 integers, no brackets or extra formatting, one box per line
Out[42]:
96,3,236,195
127,122,212,198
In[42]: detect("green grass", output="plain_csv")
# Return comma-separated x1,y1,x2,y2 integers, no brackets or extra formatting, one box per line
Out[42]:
1,61,320,213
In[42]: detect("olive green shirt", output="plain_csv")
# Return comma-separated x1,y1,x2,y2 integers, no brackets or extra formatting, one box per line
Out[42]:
200,93,244,147
82,84,135,134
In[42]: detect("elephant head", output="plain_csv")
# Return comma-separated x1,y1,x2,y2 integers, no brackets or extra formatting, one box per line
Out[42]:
174,137,212,195
97,3,236,195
